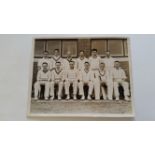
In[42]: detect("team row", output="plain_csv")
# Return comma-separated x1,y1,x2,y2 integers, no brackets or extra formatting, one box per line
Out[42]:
34,59,130,101
37,49,115,71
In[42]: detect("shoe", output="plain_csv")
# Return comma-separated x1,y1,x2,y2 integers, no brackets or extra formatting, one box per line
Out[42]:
105,97,108,100
66,95,70,100
81,95,85,100
125,96,129,101
108,96,113,100
115,97,119,101
73,95,77,100
34,97,38,100
45,98,49,100
88,95,92,100
58,96,61,100
50,96,54,100
103,96,108,100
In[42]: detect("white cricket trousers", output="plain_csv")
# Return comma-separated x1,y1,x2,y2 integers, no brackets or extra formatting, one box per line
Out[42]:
114,80,129,98
105,68,114,100
34,81,50,99
65,80,78,95
94,79,113,100
50,81,63,97
78,81,94,96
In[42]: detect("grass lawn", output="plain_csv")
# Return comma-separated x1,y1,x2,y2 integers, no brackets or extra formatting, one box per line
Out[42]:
30,99,133,116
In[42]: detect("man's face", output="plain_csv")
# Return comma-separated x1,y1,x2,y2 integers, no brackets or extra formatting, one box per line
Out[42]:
100,63,105,70
67,51,72,58
84,63,90,70
92,51,97,57
69,62,75,69
43,52,48,58
115,62,120,68
42,64,48,71
56,63,61,70
79,51,84,57
54,50,59,57
106,51,110,57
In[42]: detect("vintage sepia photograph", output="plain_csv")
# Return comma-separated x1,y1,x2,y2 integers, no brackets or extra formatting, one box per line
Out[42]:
28,37,134,118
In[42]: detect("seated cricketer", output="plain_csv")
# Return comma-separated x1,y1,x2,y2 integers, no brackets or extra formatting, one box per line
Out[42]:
34,62,50,100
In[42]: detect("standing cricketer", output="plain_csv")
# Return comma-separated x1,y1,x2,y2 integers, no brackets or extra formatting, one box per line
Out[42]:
38,50,52,70
101,51,115,100
77,50,89,71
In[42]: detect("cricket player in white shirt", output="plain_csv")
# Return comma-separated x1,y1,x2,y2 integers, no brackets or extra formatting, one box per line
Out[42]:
34,62,50,100
89,49,101,71
77,50,89,71
51,49,64,69
113,61,130,101
101,51,115,100
50,62,64,100
38,50,52,71
94,62,112,100
63,51,77,70
78,62,94,100
64,61,79,100
102,51,115,72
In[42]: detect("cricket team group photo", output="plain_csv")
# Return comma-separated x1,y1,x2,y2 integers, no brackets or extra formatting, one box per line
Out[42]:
31,38,131,102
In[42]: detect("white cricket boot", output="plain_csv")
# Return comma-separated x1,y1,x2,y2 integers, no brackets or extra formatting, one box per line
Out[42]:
45,97,49,101
88,95,92,100
115,97,119,101
34,97,38,100
81,95,85,100
73,95,77,100
50,96,54,100
66,95,70,100
58,95,61,100
125,96,130,101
